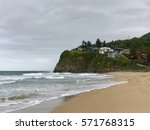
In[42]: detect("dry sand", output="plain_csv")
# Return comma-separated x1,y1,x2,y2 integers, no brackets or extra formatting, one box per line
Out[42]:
52,72,150,113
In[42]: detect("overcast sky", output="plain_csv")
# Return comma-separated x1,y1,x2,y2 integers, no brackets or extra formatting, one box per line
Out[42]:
0,0,150,71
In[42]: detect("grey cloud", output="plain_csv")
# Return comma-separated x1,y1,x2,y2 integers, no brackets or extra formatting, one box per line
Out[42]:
0,0,150,70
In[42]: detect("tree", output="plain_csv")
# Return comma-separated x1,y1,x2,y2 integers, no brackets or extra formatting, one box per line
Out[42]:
96,38,102,48
82,40,87,46
81,40,92,51
103,41,106,47
87,41,92,47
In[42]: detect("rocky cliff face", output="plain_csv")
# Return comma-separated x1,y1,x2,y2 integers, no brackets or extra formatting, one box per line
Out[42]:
54,50,94,72
54,50,145,73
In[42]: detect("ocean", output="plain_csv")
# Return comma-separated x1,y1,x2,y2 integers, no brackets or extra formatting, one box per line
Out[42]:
0,71,125,112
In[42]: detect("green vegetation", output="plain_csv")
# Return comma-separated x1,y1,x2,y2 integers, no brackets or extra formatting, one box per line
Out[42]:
54,50,146,73
54,32,150,73
54,51,97,72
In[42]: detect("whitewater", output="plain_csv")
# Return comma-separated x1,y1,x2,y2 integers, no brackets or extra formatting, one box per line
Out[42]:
0,71,125,112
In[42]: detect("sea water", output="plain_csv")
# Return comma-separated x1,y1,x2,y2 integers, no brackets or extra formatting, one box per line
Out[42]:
0,71,125,112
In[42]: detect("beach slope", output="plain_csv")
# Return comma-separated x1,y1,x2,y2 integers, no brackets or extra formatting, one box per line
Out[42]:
53,72,150,113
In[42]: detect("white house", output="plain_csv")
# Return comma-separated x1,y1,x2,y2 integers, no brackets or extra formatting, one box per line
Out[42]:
99,47,114,54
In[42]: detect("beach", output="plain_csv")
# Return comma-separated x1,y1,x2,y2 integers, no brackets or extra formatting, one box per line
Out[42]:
53,72,150,113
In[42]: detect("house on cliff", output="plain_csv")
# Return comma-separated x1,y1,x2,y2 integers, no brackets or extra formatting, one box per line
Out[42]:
99,47,113,54
99,47,117,58
99,47,129,58
136,51,148,61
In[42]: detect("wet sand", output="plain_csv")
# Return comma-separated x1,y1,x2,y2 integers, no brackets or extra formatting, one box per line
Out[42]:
53,72,150,113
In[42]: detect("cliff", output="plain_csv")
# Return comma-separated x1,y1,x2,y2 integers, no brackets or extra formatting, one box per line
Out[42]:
54,50,94,72
54,50,145,73
53,32,150,73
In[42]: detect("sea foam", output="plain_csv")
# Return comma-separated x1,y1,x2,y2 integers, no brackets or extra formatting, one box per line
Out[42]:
0,71,125,112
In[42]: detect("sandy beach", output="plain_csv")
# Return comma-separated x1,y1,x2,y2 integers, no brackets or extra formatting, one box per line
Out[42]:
53,72,150,113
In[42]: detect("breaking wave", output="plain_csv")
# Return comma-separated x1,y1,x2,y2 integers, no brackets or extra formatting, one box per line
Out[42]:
0,71,127,112
0,81,16,85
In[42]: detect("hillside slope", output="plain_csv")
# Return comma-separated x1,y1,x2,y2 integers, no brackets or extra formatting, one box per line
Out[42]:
54,32,150,73
54,50,145,73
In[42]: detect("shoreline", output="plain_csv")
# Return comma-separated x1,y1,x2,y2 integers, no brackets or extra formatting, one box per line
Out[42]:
11,72,150,113
10,91,79,113
10,97,64,113
53,72,150,113
10,73,120,113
